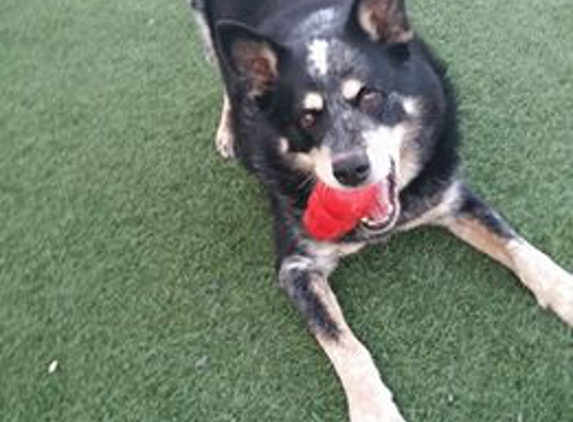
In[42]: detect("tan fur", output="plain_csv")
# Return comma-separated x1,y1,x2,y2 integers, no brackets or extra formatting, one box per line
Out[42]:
310,274,406,422
303,92,325,111
233,40,279,96
312,146,343,188
357,5,383,42
400,96,420,117
309,240,366,261
215,94,235,159
357,0,413,44
446,217,573,326
506,240,573,325
396,141,421,189
283,147,324,177
399,182,462,231
342,79,364,101
285,118,423,190
446,214,514,268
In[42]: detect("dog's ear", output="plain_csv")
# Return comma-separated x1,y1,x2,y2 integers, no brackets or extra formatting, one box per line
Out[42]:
216,21,287,97
349,0,413,44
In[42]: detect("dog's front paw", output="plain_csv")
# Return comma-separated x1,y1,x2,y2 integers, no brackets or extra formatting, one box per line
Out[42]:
350,406,406,422
215,122,235,159
349,389,407,422
543,268,573,327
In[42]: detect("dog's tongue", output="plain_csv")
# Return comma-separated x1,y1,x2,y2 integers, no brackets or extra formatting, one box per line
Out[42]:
365,183,391,226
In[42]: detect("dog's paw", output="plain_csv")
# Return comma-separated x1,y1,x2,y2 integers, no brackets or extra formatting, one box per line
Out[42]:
512,241,573,327
350,406,406,422
349,390,407,422
543,268,573,327
215,122,235,159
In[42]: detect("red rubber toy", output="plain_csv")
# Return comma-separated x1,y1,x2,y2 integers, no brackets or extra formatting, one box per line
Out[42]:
303,181,386,241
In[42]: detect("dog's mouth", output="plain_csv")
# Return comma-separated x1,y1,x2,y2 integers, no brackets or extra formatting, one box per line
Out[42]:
360,171,400,234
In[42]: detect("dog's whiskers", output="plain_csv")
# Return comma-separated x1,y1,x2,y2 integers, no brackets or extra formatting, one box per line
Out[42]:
297,173,316,191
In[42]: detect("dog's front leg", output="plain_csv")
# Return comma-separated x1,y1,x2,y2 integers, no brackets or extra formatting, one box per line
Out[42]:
278,253,406,422
214,93,235,159
443,184,573,326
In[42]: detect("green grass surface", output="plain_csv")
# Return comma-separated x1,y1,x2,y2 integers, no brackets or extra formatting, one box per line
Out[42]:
1,0,572,421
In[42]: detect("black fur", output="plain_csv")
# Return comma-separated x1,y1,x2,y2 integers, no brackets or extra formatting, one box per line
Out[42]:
193,0,461,337
457,185,516,240
280,264,341,338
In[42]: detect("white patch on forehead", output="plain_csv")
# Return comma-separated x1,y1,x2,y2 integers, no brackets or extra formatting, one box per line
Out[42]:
342,79,364,101
303,92,325,111
307,39,330,77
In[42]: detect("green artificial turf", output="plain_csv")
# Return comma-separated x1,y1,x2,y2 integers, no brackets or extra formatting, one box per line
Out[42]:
1,0,572,421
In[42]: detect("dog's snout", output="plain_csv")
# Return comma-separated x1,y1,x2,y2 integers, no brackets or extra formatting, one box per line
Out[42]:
332,152,371,187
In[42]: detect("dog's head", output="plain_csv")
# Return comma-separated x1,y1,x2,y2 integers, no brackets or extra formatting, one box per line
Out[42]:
217,0,444,232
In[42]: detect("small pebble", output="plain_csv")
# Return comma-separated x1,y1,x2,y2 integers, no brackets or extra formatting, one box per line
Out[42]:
48,360,59,374
208,281,223,294
195,356,209,369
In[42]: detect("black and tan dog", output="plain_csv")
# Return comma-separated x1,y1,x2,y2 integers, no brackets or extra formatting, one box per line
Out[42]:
190,0,573,420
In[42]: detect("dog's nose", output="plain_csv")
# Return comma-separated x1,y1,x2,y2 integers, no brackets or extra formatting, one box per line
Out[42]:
332,152,371,187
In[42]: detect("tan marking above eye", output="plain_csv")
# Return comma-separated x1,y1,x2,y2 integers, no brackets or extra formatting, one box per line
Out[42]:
402,97,419,116
341,79,364,101
303,92,325,111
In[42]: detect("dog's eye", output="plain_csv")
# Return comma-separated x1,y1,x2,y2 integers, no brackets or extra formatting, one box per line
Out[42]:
299,111,318,130
357,88,384,114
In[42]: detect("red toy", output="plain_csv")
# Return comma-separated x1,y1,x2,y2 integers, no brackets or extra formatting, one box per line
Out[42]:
303,181,389,241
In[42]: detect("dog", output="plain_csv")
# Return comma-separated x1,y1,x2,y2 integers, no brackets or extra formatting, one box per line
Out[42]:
190,0,573,420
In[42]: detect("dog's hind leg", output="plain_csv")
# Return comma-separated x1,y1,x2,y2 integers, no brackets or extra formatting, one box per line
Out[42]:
431,183,573,326
278,252,407,422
